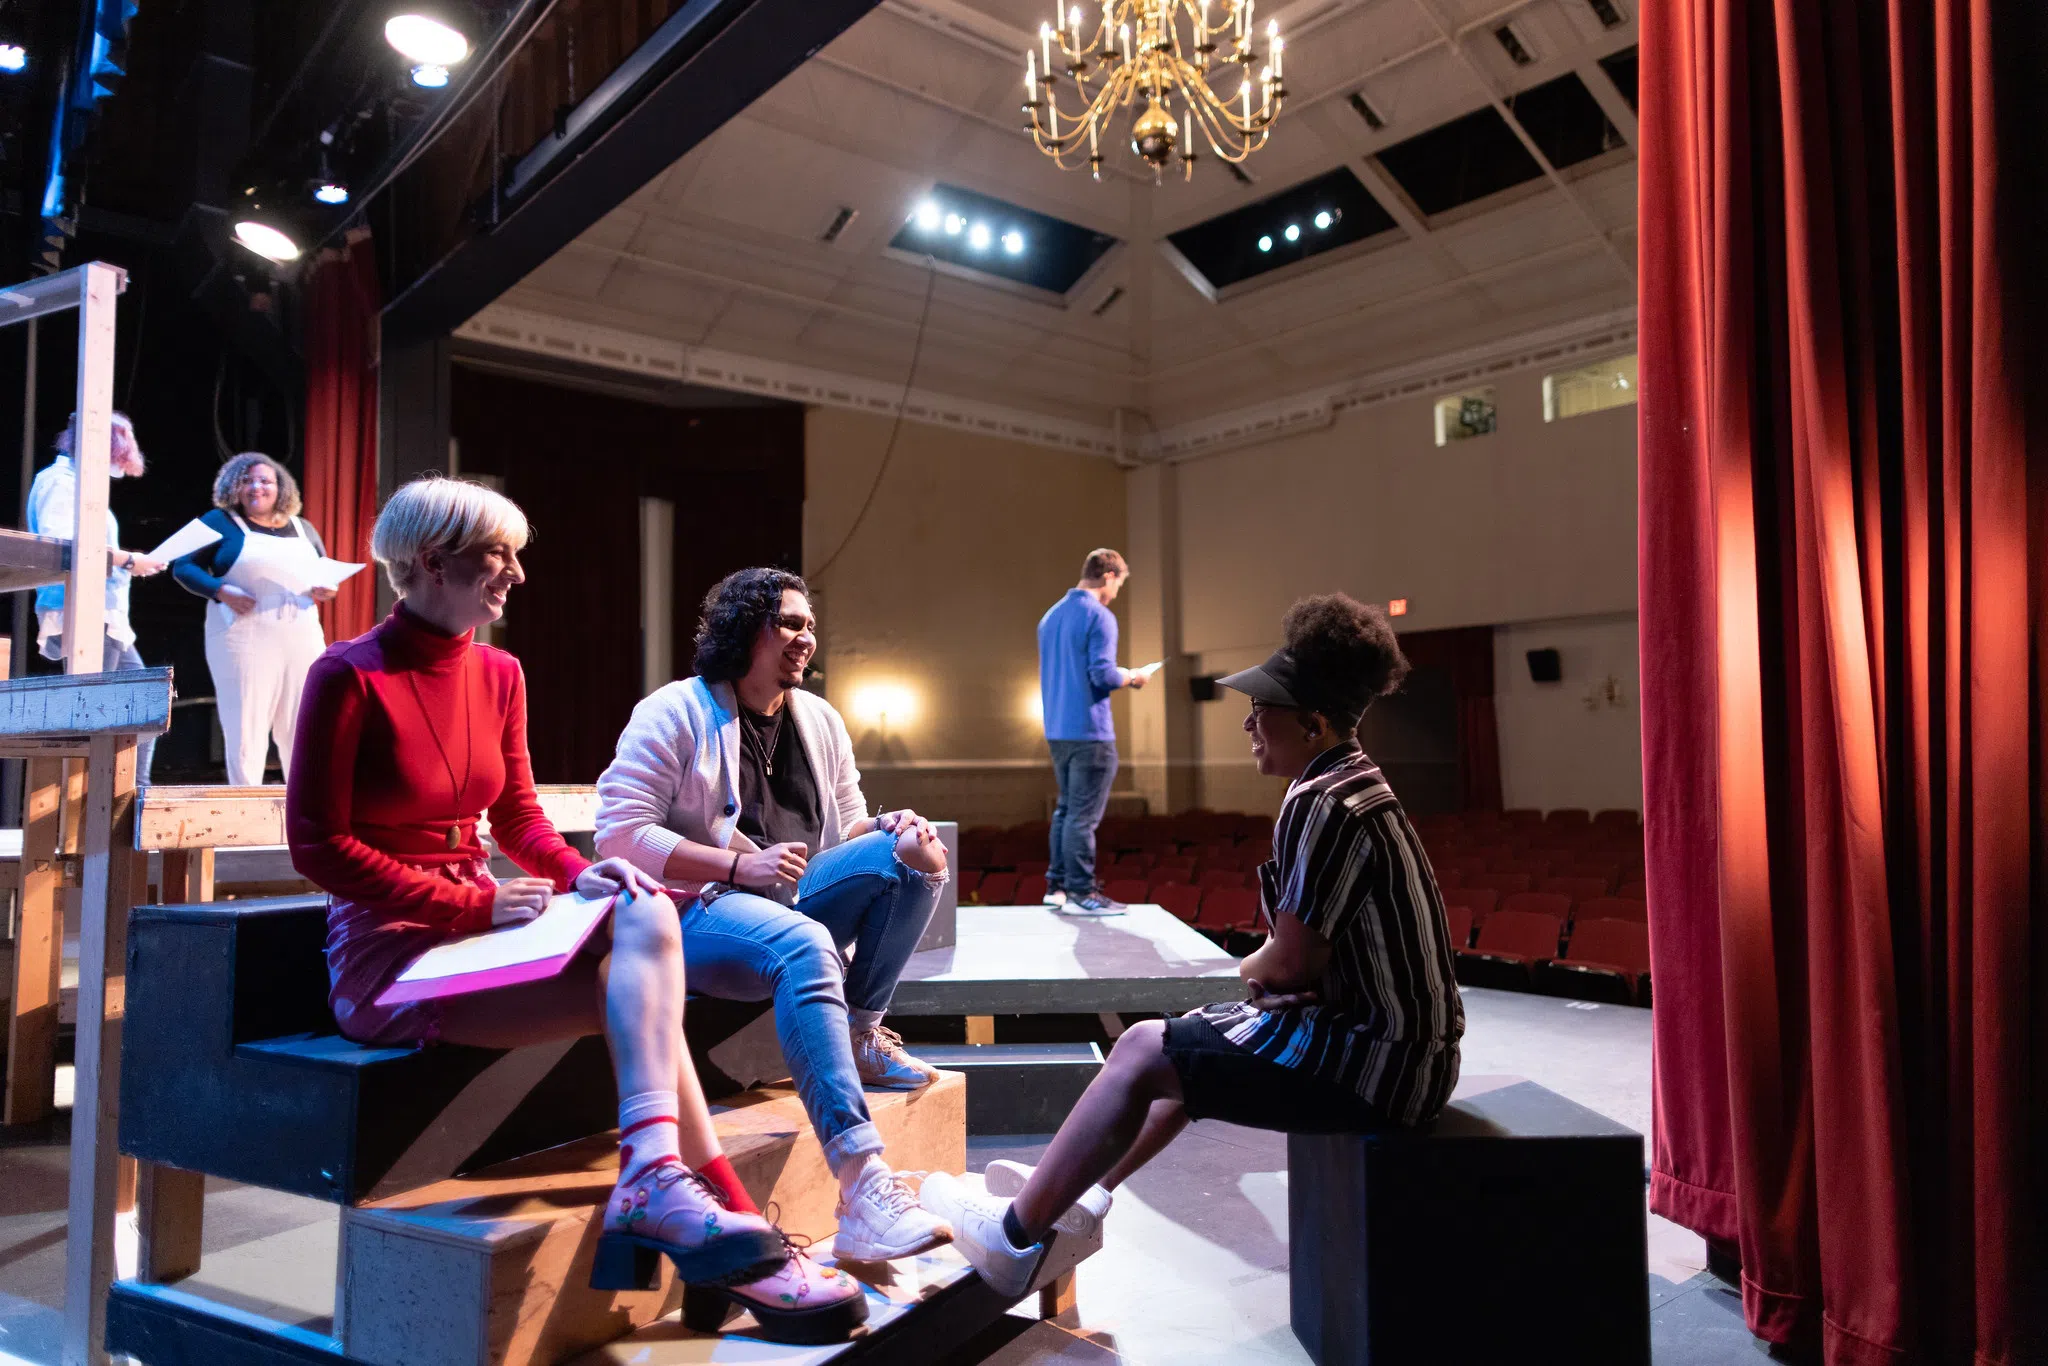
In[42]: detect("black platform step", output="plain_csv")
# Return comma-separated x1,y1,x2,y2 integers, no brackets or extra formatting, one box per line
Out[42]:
916,1042,1103,1135
120,896,771,1204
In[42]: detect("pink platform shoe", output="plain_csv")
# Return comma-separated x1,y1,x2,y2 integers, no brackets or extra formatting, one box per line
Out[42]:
590,1161,785,1291
683,1229,871,1345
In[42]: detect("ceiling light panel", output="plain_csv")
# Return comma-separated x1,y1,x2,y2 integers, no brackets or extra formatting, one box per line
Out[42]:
1165,167,1395,291
891,183,1116,294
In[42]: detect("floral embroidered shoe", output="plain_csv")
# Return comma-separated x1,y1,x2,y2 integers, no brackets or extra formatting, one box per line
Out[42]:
590,1161,785,1291
851,1024,940,1090
682,1230,870,1344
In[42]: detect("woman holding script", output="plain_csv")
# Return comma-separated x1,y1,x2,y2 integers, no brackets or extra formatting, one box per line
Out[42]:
171,452,337,784
286,476,867,1344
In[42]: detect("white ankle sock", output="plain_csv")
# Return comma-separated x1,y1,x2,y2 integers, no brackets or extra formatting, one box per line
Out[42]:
619,1090,682,1183
836,1151,885,1198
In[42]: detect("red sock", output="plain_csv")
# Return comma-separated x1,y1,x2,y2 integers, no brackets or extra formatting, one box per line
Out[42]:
697,1154,759,1214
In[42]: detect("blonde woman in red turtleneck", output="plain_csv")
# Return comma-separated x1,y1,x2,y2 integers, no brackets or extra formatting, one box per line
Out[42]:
286,476,866,1344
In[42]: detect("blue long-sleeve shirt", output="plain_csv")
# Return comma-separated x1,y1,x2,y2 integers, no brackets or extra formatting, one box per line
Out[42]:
1038,588,1127,743
169,507,327,601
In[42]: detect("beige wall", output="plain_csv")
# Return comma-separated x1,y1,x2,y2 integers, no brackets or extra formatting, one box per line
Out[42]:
804,407,1131,826
1494,614,1644,814
1158,363,1640,814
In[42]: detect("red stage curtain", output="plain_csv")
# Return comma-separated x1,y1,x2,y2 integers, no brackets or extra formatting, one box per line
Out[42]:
302,228,382,644
1639,3,2038,1363
1397,625,1503,811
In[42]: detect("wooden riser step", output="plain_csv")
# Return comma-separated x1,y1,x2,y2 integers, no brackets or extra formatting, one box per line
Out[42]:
337,1073,966,1366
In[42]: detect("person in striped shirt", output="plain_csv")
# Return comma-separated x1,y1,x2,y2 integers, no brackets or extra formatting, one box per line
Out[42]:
922,593,1466,1295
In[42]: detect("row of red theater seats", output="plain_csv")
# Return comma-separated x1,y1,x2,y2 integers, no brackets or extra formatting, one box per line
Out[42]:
1449,907,1651,1005
1413,807,1642,831
958,867,1261,905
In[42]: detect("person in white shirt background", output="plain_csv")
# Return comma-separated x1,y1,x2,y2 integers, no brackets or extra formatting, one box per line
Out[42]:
26,410,168,783
169,452,336,784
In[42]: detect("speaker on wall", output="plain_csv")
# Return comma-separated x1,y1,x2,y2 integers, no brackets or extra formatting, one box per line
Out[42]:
1189,674,1219,703
1526,648,1562,683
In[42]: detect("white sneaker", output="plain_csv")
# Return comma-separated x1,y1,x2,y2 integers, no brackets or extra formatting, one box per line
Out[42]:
1041,887,1068,907
917,1171,1046,1299
982,1159,1112,1238
834,1160,953,1261
852,1024,940,1090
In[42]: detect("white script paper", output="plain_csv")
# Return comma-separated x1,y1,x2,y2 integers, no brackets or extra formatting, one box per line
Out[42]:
1132,661,1165,680
145,520,224,565
391,892,612,987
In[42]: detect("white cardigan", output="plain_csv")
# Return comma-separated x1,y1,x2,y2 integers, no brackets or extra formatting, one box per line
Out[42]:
595,676,869,903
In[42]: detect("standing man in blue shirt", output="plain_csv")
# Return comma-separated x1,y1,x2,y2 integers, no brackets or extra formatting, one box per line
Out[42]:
1037,549,1148,914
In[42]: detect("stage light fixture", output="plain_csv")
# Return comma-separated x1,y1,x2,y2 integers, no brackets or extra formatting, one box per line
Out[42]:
410,63,450,87
943,213,964,235
1313,210,1332,230
967,222,992,250
233,220,302,263
313,183,350,205
385,13,469,65
0,44,25,73
1002,230,1025,254
913,201,941,231
1257,234,1272,252
1283,222,1300,242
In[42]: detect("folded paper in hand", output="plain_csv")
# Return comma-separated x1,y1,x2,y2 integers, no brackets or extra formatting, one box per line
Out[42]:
375,891,616,1006
145,519,224,565
1132,661,1165,680
266,557,366,597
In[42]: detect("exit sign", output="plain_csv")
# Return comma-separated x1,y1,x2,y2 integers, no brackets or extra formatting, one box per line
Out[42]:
1388,598,1409,616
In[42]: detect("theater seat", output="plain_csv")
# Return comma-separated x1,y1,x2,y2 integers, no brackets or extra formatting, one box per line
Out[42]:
1442,887,1500,926
1197,888,1261,933
1537,876,1612,907
1155,880,1196,925
1462,872,1532,898
1156,884,1202,923
1445,903,1474,950
1105,878,1150,905
1197,869,1247,892
1592,809,1641,830
1455,910,1563,988
1541,920,1651,1004
1498,892,1573,925
1544,808,1592,828
977,871,1018,904
955,870,982,901
1575,896,1647,925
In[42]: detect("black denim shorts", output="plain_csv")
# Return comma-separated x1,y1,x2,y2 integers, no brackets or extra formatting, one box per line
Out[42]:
1161,1011,1389,1133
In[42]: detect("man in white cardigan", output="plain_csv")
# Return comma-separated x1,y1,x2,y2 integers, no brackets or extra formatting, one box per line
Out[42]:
597,567,954,1263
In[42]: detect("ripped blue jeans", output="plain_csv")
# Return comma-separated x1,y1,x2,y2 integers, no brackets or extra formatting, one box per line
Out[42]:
680,830,944,1170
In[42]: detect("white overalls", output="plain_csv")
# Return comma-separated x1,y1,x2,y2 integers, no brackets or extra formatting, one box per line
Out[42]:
205,513,329,785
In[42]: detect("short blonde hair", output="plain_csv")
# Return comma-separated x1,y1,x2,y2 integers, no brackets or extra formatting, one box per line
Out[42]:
371,475,530,597
213,452,304,519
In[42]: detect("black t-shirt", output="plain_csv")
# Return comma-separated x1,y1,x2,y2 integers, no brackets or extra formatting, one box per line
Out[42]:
737,703,822,854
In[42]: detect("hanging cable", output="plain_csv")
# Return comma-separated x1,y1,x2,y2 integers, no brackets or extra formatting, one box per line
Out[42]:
808,261,938,583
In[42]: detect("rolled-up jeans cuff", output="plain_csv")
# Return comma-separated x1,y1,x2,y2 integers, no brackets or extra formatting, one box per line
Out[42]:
822,1121,885,1171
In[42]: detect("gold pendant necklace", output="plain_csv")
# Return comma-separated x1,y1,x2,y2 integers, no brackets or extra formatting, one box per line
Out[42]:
406,658,474,853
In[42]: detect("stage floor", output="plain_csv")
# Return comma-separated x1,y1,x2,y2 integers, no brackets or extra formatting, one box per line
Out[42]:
891,904,1241,1016
0,987,1765,1366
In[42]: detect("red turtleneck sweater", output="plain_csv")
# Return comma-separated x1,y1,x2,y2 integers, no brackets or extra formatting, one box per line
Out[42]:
287,604,588,935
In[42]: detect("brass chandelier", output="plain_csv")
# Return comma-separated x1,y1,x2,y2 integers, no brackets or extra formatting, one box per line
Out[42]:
1023,0,1286,181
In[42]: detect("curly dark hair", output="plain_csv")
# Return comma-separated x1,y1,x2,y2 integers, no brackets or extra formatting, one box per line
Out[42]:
693,567,810,683
1283,593,1410,724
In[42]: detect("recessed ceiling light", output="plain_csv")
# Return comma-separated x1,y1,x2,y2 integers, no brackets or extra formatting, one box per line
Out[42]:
1283,223,1301,242
385,14,469,65
943,213,964,235
1002,230,1026,254
233,221,302,263
0,44,26,73
1257,235,1272,252
913,201,941,231
967,222,992,250
1313,210,1333,230
313,182,350,205
410,62,450,87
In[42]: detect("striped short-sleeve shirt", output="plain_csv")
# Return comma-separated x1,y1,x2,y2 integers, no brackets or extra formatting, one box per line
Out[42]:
1199,742,1464,1125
